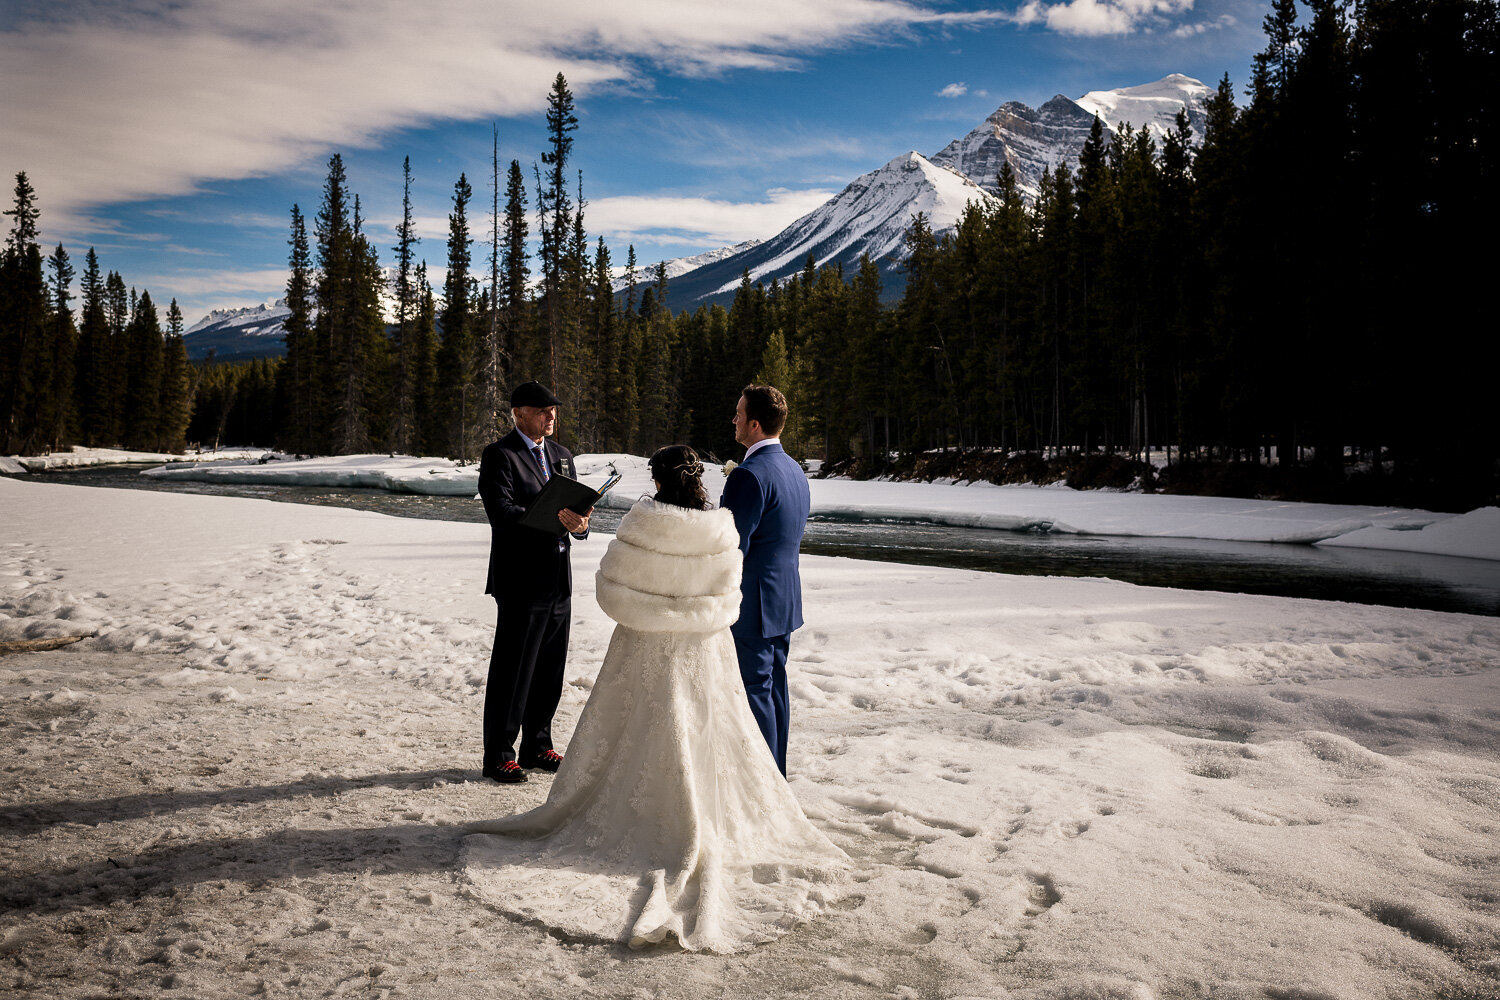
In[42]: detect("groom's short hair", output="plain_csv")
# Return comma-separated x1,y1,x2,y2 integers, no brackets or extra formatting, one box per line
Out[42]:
741,384,788,436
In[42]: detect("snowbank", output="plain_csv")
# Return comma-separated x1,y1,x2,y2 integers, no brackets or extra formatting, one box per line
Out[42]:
4,445,270,472
2,477,1498,998
1319,505,1500,561
136,450,1500,562
144,452,481,496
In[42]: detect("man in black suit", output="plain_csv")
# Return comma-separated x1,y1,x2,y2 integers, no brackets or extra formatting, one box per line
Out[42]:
478,381,591,784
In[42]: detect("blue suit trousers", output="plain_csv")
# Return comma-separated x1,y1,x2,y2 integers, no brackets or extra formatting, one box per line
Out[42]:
735,632,790,776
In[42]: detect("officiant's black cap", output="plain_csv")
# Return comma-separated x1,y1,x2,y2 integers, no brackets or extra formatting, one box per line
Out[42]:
510,381,561,408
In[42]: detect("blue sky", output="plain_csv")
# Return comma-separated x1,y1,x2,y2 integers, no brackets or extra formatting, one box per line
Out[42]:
2,0,1270,324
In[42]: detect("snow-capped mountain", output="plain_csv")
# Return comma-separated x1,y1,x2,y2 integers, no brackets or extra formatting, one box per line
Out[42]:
930,74,1209,202
666,74,1209,305
1075,73,1210,142
182,269,404,360
185,299,290,337
611,240,764,294
182,300,292,360
663,151,991,306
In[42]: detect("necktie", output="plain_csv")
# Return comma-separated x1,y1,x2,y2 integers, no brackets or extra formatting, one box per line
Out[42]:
533,444,549,482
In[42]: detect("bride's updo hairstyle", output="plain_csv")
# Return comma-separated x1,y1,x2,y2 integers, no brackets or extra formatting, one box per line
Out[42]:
650,445,711,511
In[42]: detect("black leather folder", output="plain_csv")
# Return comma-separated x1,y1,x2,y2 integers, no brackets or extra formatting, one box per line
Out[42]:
519,472,620,535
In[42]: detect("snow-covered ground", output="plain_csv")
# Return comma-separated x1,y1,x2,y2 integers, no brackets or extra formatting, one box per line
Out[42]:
2,476,1498,998
130,449,1500,561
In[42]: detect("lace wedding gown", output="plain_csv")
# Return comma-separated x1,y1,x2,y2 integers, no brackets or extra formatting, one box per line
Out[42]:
463,498,848,953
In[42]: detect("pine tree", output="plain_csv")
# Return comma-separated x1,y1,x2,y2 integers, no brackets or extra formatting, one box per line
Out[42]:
314,156,355,451
891,212,942,451
0,172,47,453
411,263,440,453
476,129,505,444
559,171,595,449
103,270,130,443
351,195,390,448
312,154,382,453
75,249,111,445
389,157,420,453
846,254,886,463
279,203,317,453
159,299,192,451
41,244,78,451
538,73,578,388
500,158,531,384
122,291,164,450
436,172,476,458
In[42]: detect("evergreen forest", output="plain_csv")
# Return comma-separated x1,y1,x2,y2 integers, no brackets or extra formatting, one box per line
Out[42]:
2,0,1495,511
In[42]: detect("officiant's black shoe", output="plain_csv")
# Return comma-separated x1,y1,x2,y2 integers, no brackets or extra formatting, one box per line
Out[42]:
520,749,564,772
483,761,528,784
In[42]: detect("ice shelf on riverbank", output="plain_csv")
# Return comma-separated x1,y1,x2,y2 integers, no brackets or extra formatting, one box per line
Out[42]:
2,476,1498,998
2,445,270,472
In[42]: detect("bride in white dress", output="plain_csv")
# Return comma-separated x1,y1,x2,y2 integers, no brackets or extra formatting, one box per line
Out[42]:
464,445,848,953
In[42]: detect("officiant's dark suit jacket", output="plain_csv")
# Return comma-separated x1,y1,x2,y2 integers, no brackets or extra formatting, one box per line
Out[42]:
478,428,584,599
476,427,586,769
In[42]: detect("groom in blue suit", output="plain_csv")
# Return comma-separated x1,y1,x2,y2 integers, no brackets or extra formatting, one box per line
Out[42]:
721,384,809,777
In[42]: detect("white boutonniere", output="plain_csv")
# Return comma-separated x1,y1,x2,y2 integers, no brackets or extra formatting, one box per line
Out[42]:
723,459,738,476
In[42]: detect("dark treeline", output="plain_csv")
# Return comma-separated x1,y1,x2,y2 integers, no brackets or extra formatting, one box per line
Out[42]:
4,5,1495,511
1,171,193,456
794,0,1495,511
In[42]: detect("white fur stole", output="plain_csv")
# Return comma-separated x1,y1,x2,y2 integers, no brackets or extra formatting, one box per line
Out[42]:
595,498,742,633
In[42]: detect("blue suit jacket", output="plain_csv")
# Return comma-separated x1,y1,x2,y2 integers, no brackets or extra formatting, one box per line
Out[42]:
720,442,810,639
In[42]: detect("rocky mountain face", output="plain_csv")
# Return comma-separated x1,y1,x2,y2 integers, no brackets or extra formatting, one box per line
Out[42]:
930,74,1210,202
929,95,1100,202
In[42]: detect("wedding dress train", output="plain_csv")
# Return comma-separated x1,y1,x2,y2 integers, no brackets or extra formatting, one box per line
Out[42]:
463,498,848,953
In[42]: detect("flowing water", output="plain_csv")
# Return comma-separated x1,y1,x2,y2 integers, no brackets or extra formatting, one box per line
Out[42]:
13,464,1499,617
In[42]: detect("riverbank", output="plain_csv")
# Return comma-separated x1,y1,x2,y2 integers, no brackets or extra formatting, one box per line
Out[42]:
11,447,1496,562
822,448,1500,515
3,477,1499,998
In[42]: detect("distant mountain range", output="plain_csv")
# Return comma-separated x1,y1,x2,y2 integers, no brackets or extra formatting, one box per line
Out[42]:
184,74,1209,360
182,300,291,361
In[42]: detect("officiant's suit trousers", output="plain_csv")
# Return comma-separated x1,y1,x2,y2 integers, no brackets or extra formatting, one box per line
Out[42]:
485,580,569,768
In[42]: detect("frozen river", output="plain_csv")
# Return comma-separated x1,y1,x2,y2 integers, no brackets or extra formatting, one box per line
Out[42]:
17,464,1499,617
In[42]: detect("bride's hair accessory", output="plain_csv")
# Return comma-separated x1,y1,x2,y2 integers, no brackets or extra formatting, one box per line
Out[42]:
650,445,711,511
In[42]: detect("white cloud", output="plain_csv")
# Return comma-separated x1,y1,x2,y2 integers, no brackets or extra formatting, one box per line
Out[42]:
585,188,839,248
1013,0,1195,36
1172,13,1235,37
1,0,1004,226
137,267,290,299
938,82,970,98
131,266,290,322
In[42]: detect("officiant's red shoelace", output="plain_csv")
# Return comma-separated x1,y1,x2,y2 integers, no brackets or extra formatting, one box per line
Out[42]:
487,760,527,783
525,749,564,771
